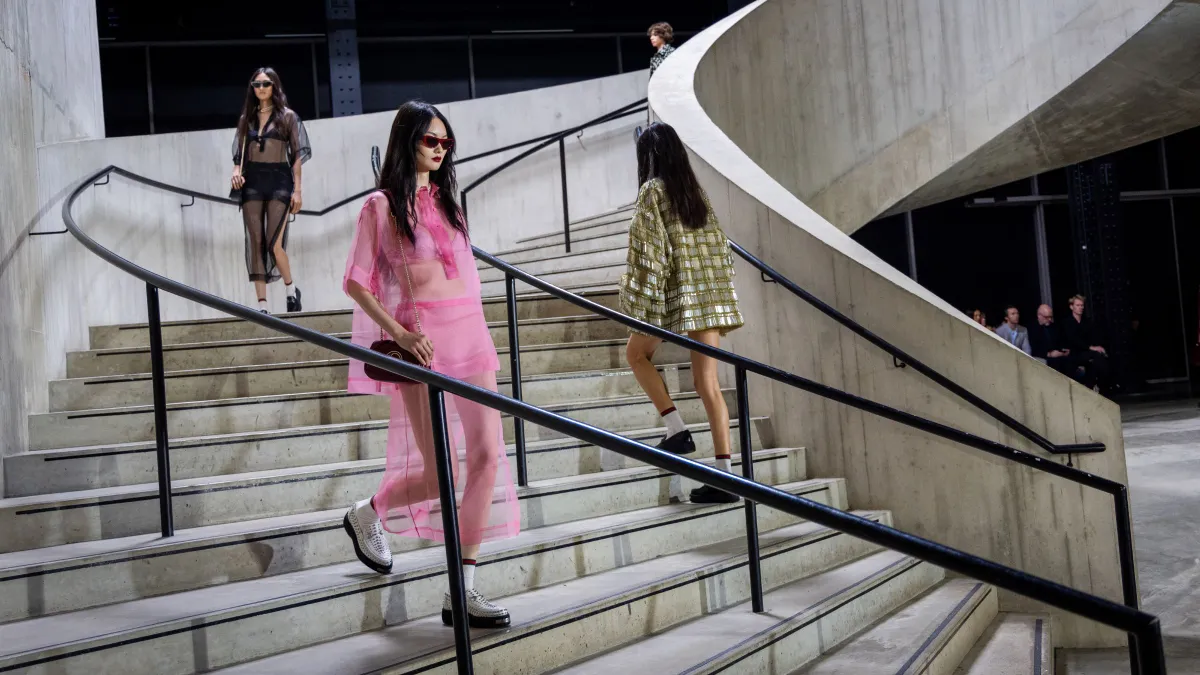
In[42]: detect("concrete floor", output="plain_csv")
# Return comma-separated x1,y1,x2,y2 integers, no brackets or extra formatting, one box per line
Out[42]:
1060,400,1200,674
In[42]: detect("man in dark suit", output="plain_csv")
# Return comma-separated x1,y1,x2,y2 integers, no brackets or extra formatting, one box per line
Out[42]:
1029,304,1079,380
1060,295,1110,390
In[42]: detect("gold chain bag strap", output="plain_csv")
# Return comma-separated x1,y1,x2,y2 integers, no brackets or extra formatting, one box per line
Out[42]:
365,203,426,384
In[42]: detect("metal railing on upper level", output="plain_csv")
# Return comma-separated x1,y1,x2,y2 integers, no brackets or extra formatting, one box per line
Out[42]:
62,161,1163,675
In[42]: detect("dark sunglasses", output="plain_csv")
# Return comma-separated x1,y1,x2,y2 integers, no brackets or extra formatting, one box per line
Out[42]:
251,81,273,89
420,134,455,152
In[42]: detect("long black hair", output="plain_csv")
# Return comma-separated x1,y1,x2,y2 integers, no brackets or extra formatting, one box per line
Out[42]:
377,100,466,242
636,122,708,229
235,67,289,146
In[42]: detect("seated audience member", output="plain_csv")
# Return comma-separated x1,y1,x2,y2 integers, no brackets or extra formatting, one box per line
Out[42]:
994,305,1031,355
970,308,989,329
1061,294,1110,390
1029,304,1080,379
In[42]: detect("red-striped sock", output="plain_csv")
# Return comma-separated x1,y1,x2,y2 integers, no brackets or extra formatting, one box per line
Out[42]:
660,406,686,436
714,454,732,473
462,559,477,591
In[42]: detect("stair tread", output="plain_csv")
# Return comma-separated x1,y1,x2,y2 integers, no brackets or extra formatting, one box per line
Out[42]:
954,613,1051,675
0,444,793,518
17,409,735,466
26,384,718,442
0,487,856,662
50,358,688,400
797,578,992,674
72,333,628,360
94,288,620,332
212,517,882,674
554,549,921,674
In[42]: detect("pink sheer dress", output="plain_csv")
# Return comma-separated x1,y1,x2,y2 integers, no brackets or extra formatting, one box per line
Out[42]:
344,187,519,546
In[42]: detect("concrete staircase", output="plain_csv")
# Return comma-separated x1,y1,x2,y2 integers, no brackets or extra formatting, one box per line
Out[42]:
0,208,1050,674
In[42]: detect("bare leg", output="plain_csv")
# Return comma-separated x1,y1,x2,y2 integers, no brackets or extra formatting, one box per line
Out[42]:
625,333,672,413
688,329,730,458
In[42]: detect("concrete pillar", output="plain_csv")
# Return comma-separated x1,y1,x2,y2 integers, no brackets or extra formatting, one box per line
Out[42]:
0,0,104,496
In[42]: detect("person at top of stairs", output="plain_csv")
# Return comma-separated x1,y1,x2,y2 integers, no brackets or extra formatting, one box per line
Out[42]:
230,67,310,314
619,122,745,505
341,100,519,629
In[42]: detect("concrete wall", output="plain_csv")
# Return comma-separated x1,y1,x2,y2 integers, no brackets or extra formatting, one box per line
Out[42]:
2,70,646,474
648,0,1185,648
0,0,105,496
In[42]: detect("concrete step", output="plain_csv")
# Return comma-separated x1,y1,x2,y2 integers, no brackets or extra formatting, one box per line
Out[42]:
9,406,766,496
795,579,999,675
0,476,839,626
476,246,625,283
50,340,673,411
953,614,1052,675
479,267,620,299
68,331,679,379
553,550,944,675
0,445,803,553
516,209,633,248
88,290,620,350
206,515,886,675
29,372,715,452
490,231,628,264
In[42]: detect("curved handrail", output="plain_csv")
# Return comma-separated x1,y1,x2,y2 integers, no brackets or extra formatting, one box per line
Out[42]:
728,240,1105,457
63,163,1165,675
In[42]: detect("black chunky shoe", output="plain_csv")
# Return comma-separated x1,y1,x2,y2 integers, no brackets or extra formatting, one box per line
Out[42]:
286,286,302,313
656,430,695,455
689,484,740,504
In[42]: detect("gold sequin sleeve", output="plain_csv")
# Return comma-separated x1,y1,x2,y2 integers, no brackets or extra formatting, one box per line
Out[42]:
619,182,672,328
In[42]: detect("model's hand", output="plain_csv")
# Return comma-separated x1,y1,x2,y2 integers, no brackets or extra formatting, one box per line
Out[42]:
394,330,434,367
231,168,245,190
290,191,303,214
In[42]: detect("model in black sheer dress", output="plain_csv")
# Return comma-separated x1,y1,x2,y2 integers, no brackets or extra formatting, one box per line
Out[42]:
230,67,312,313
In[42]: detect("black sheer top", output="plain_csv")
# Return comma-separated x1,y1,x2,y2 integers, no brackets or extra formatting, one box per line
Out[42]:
232,108,312,166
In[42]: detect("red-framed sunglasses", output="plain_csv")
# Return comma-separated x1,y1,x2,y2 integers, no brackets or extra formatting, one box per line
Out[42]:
420,134,455,152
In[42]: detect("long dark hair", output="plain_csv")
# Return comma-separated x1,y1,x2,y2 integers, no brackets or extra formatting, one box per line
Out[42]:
636,122,708,229
377,100,466,242
235,67,289,145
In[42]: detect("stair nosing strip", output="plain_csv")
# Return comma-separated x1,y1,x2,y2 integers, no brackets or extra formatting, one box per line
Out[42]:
11,448,787,516
894,581,989,675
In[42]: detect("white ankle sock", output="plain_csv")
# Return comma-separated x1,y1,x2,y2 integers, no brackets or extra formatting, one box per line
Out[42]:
714,455,732,473
285,283,296,298
355,497,377,521
662,409,687,437
462,561,477,592
258,299,268,311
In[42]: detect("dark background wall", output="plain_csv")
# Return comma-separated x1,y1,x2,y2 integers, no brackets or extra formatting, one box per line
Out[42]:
96,0,730,136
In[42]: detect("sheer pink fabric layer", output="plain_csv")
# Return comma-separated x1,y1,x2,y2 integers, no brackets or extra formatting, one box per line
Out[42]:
344,189,519,545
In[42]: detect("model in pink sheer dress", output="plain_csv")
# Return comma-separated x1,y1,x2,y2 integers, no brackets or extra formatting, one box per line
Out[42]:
341,101,518,629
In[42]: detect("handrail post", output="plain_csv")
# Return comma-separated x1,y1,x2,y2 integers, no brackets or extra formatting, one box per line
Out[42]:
1114,486,1143,674
506,274,528,486
145,283,174,538
736,366,764,613
1135,618,1167,675
429,385,475,675
558,137,570,253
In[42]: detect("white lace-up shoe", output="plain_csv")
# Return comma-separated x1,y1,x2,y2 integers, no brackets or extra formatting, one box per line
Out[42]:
442,588,511,628
343,498,393,574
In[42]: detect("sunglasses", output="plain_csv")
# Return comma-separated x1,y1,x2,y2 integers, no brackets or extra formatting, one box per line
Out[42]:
420,134,455,152
252,81,273,89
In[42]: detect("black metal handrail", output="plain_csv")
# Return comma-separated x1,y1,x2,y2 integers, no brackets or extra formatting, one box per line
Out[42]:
63,163,1164,675
728,241,1106,457
458,98,648,253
